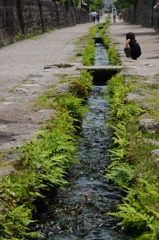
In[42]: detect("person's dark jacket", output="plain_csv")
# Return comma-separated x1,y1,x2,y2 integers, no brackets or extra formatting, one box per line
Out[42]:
129,39,141,59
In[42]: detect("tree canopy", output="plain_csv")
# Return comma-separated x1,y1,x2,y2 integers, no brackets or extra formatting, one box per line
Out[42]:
114,0,138,9
84,0,103,11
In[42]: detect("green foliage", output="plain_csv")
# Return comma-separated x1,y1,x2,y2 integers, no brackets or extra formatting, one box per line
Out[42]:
98,16,111,47
98,14,111,43
107,162,136,188
107,75,144,121
14,32,22,42
110,122,129,148
84,0,103,11
114,0,138,9
69,70,93,100
82,26,99,66
55,92,87,123
107,45,119,65
0,129,77,239
107,74,125,96
103,36,111,48
0,71,93,239
26,33,30,39
111,179,159,239
105,74,159,239
58,0,79,9
0,198,34,239
98,16,110,37
82,38,95,66
106,122,136,189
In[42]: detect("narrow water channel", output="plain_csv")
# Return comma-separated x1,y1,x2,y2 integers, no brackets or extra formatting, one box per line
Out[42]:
32,86,131,240
95,43,109,66
31,41,131,240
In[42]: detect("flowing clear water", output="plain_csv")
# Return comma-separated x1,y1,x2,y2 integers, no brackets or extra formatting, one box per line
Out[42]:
32,86,131,240
95,43,109,66
31,42,131,240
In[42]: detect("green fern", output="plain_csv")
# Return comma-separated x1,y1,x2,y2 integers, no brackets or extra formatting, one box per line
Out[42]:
106,162,136,188
0,69,91,239
82,41,95,66
108,122,129,148
105,73,159,239
109,179,159,239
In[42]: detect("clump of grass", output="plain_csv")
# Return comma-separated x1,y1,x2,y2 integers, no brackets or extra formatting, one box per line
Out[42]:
69,70,93,100
82,24,99,66
105,74,159,240
30,89,56,110
82,38,95,66
107,45,120,65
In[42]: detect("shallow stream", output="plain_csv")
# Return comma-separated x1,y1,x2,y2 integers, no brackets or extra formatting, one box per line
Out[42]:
33,86,131,240
32,41,131,240
95,43,109,66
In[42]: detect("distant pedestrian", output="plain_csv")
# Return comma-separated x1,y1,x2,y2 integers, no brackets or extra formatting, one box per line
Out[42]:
96,13,100,23
112,9,117,23
124,32,141,60
118,12,122,21
91,11,97,23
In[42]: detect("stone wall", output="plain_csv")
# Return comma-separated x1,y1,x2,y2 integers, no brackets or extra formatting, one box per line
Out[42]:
0,0,19,46
40,1,60,30
18,0,42,35
121,0,158,29
0,0,89,48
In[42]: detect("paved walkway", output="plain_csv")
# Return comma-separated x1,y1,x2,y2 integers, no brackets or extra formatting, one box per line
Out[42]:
109,17,159,77
0,20,96,152
0,14,159,177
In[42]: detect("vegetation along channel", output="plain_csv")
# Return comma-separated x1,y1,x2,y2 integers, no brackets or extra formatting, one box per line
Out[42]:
0,16,159,240
32,87,131,240
30,20,131,240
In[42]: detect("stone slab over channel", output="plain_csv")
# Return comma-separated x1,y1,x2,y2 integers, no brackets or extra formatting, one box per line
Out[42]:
77,66,123,71
77,66,123,85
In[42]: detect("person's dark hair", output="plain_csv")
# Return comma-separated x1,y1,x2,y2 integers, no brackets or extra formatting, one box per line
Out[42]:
126,32,135,40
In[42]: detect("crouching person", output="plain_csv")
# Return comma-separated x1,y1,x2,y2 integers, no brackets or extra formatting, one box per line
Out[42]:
124,32,141,60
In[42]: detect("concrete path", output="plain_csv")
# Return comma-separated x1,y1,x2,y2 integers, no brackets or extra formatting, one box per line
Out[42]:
0,14,159,177
0,21,97,153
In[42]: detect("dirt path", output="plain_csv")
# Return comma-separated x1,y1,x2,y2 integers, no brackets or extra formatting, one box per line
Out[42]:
0,15,159,177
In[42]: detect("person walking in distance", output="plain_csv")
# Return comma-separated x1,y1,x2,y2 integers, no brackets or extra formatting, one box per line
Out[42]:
112,8,117,23
96,12,100,23
91,11,97,23
118,12,122,21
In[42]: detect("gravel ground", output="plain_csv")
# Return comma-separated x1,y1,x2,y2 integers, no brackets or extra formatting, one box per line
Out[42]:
0,14,159,177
